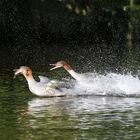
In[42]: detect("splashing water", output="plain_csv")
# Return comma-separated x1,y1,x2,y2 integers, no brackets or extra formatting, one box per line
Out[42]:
62,72,140,97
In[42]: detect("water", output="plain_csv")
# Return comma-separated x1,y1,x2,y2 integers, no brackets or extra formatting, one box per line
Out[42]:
1,68,140,140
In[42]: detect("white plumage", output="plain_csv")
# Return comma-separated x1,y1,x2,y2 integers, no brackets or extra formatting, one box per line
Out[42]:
14,66,65,97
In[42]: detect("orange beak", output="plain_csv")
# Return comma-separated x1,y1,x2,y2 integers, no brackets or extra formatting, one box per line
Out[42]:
13,68,22,78
50,64,62,70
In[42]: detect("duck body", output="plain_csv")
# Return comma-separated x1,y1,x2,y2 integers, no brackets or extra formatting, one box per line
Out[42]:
14,66,65,97
28,78,65,97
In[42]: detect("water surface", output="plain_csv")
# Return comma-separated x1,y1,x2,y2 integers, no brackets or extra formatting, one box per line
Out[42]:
0,69,140,140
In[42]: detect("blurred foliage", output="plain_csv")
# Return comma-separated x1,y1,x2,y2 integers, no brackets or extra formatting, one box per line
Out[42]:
124,0,140,24
0,0,139,52
0,0,140,73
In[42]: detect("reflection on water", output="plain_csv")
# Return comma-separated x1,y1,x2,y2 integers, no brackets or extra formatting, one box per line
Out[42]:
24,97,140,140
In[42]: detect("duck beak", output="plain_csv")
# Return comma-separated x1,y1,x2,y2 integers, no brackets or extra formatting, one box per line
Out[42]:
50,64,62,70
13,68,22,78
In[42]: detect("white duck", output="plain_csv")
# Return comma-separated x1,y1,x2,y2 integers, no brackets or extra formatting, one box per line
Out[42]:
50,61,87,82
14,66,66,97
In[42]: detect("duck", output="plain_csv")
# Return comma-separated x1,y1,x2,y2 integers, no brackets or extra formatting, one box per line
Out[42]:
13,66,66,97
50,61,87,82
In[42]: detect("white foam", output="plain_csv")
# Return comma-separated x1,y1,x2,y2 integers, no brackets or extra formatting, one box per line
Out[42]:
62,72,140,97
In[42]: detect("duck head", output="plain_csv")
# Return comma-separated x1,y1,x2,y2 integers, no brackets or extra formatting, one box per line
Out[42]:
13,66,32,79
50,61,72,71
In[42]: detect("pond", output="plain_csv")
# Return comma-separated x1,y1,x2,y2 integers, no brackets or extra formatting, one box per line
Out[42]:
1,64,140,140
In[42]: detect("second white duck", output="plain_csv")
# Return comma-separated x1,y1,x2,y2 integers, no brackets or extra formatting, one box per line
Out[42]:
50,61,87,82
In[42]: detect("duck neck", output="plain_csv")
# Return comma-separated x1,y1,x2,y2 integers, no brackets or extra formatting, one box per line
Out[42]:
67,70,81,81
63,64,72,71
24,74,36,84
63,64,81,80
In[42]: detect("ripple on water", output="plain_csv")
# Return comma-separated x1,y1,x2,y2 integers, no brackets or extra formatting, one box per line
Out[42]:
1,70,140,139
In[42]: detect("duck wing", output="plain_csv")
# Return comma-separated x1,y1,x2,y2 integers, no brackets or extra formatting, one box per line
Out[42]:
47,79,73,90
47,80,62,89
38,76,50,83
